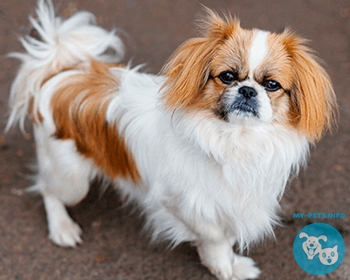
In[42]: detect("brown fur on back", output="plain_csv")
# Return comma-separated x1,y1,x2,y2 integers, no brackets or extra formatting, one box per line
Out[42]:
51,61,141,182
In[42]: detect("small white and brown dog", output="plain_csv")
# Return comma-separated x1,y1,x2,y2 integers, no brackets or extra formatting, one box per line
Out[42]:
7,0,337,279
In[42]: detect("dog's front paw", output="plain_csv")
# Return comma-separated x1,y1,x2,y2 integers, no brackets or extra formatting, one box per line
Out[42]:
197,240,260,280
48,219,83,247
232,255,260,280
206,256,260,280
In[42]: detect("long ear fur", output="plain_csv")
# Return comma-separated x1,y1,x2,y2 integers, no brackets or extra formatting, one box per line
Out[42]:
299,232,309,239
160,38,217,109
318,235,327,242
284,31,338,142
160,9,239,110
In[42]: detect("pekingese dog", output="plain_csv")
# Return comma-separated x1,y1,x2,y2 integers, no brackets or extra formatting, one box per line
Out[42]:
7,0,337,279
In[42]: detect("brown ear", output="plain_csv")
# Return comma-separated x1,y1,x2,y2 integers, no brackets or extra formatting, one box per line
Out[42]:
160,9,239,110
160,38,218,110
284,32,338,142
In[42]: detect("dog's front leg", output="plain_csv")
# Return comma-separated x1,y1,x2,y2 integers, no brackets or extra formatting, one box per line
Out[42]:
196,237,260,280
190,221,260,280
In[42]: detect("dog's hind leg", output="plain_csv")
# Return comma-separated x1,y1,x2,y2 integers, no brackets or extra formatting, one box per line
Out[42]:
41,190,83,247
33,126,93,247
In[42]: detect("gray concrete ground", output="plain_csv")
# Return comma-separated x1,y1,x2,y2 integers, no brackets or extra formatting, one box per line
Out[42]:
0,0,349,279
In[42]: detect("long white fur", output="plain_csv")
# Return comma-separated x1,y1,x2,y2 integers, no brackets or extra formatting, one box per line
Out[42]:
6,0,124,132
8,1,310,279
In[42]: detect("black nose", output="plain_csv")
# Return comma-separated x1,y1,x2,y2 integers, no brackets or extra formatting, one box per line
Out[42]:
238,86,258,99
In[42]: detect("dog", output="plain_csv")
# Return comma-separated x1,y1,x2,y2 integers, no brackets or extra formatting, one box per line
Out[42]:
7,0,337,279
299,232,327,260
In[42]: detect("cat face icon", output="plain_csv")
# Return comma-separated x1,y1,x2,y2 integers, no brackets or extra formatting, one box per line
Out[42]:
299,232,327,260
319,246,339,266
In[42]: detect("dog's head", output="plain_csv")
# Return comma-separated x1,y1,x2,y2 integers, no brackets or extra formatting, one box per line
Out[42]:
299,232,327,259
161,9,337,143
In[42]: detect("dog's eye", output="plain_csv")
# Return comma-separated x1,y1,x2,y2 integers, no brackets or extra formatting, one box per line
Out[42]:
218,71,237,85
262,80,282,92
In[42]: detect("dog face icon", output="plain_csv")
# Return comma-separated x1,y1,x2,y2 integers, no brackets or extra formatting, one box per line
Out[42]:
299,232,327,260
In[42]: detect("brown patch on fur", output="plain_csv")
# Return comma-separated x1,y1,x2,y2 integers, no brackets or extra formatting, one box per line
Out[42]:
28,65,84,125
51,60,141,182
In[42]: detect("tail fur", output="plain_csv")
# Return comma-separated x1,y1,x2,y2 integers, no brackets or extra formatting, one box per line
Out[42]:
6,0,124,131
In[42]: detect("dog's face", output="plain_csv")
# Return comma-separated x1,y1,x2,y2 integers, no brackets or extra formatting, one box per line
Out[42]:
302,236,323,256
161,10,337,142
299,232,327,259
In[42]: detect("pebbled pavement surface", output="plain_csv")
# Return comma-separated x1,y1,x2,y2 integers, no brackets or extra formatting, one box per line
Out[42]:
0,0,349,279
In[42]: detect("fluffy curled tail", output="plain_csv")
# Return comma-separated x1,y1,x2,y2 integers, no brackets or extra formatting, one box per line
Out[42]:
6,0,124,131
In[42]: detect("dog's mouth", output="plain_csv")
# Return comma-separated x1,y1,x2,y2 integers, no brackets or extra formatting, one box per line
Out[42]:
307,247,317,256
231,101,259,117
218,95,260,121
